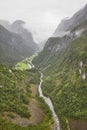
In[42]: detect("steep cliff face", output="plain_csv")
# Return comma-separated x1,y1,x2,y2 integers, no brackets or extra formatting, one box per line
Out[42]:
0,20,39,65
9,20,38,51
33,20,87,69
0,24,37,65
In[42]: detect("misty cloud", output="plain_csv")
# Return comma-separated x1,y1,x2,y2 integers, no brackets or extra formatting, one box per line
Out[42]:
0,0,87,43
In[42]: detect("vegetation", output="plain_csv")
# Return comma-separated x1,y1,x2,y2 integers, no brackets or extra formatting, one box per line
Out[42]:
0,116,50,130
0,23,38,66
37,96,52,121
0,64,53,130
0,65,32,118
33,35,87,130
15,61,29,70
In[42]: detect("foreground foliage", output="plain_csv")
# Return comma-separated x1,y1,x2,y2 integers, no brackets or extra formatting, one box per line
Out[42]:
0,65,52,130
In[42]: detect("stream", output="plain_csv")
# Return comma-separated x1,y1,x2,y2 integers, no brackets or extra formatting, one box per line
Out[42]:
38,72,60,130
26,58,60,130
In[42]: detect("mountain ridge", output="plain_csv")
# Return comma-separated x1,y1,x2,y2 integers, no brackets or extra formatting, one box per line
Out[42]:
54,4,87,37
0,20,38,65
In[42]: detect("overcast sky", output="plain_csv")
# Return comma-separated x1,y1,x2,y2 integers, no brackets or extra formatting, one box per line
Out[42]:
0,0,87,43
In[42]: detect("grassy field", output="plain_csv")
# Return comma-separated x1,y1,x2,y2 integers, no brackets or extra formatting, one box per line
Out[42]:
15,54,37,71
15,62,29,70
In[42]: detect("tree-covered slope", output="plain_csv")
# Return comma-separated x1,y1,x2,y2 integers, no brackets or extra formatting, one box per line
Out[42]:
34,35,87,130
33,21,87,130
0,65,52,130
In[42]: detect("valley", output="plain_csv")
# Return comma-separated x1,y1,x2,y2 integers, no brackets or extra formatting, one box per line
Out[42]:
33,4,87,130
0,2,87,130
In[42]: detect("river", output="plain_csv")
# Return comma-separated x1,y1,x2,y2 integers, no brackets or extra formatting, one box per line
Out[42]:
38,72,60,130
26,58,60,130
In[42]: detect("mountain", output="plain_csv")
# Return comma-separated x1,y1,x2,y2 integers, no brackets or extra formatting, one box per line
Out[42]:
0,24,37,65
9,20,38,51
33,5,87,130
0,19,39,65
54,4,87,37
0,19,10,29
38,39,47,50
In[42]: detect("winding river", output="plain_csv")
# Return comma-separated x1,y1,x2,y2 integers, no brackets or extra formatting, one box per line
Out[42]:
38,72,60,130
26,58,60,130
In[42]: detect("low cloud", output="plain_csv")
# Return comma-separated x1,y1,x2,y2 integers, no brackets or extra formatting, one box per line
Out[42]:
0,0,87,43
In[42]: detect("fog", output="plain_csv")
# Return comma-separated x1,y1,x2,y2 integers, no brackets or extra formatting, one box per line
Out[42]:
0,0,87,43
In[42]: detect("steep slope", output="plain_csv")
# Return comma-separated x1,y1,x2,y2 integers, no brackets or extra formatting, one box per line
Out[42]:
33,8,87,130
38,39,48,50
0,65,52,130
9,20,38,51
54,4,87,36
0,24,36,65
0,20,38,51
33,29,87,130
0,19,10,29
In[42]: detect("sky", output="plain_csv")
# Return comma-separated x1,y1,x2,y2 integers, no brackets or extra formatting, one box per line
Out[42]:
0,0,87,43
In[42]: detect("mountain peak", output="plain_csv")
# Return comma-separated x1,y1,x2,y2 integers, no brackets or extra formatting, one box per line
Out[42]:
11,20,26,30
54,3,87,37
12,20,25,26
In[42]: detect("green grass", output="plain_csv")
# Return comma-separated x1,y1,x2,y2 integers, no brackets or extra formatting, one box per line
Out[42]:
15,62,29,70
15,54,37,71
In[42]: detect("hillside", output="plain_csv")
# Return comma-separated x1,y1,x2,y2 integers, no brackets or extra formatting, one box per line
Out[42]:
33,25,87,130
33,5,87,130
0,24,38,65
0,19,10,29
9,20,38,51
0,65,53,130
0,20,38,51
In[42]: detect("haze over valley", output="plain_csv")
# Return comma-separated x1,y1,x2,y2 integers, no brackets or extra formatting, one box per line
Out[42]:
0,0,87,130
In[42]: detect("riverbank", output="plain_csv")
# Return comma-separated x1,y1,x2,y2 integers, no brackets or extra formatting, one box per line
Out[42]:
28,84,45,125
